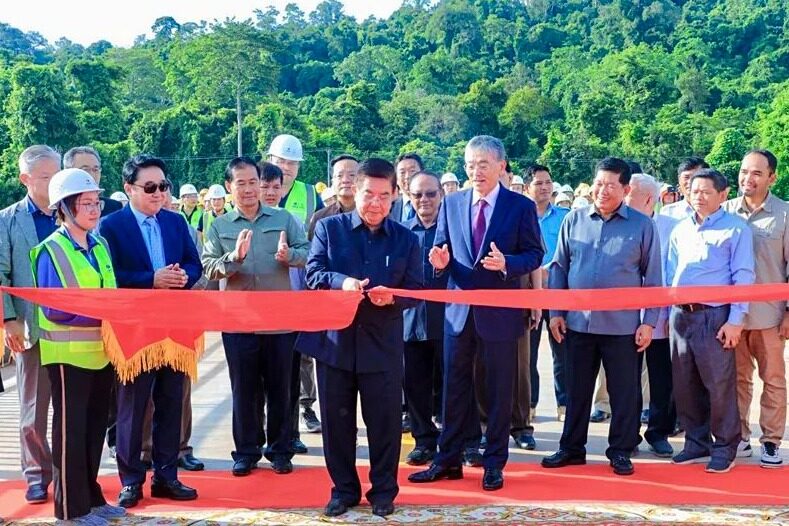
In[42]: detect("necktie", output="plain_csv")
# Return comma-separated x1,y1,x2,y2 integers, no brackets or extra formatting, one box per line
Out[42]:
405,200,416,221
143,217,166,270
472,199,487,257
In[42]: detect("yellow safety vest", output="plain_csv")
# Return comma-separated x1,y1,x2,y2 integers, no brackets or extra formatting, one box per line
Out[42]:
180,207,202,229
283,180,317,223
30,231,117,370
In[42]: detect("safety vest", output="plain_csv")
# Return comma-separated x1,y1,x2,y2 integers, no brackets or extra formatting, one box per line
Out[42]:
180,207,202,229
283,180,317,223
30,231,117,370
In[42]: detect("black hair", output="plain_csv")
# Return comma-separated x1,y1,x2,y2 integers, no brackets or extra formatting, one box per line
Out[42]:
330,154,359,167
407,170,442,191
225,156,260,182
677,156,709,176
395,153,423,171
744,149,778,173
358,158,397,190
690,168,729,192
122,154,167,185
259,161,284,183
523,163,551,184
505,160,513,173
625,160,642,175
595,157,632,185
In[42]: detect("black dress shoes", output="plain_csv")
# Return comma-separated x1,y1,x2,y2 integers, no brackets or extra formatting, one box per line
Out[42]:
118,484,143,508
405,447,436,466
324,498,358,517
232,458,258,476
463,447,484,467
178,453,205,471
609,454,634,476
150,479,198,501
271,458,293,474
291,438,308,454
482,467,504,491
372,502,395,517
541,450,587,468
408,464,463,483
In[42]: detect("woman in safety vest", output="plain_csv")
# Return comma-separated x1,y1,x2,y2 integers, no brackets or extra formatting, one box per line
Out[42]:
31,168,125,525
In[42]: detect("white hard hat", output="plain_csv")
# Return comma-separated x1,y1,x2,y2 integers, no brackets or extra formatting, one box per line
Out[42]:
511,175,524,185
268,134,304,161
179,183,198,198
321,187,336,201
110,191,128,202
555,192,573,207
206,184,227,199
171,195,179,204
441,172,459,184
561,184,574,194
48,168,103,210
552,182,562,194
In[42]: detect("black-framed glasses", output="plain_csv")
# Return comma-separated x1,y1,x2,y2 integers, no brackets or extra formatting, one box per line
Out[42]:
411,191,439,199
133,180,171,194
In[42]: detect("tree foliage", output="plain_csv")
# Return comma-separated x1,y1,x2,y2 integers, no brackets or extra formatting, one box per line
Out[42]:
2,0,789,204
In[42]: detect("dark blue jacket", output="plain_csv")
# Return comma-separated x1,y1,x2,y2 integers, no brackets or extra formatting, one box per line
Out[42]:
98,206,202,289
435,185,543,342
403,216,447,342
299,211,422,373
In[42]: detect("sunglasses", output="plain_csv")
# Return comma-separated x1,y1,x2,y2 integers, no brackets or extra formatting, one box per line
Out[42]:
133,180,172,194
411,191,439,199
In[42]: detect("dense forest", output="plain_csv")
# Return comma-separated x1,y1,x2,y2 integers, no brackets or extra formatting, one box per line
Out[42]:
1,0,788,205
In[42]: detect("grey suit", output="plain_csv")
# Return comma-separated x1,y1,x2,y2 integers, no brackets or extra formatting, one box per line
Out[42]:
0,199,53,488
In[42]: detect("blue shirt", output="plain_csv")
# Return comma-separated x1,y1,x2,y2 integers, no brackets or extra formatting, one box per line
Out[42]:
35,228,102,327
538,203,569,266
129,204,166,270
549,204,662,335
25,195,57,243
666,207,755,325
403,217,448,342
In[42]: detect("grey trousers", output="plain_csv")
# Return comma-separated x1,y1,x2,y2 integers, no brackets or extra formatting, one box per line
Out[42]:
299,354,317,408
670,305,741,461
16,343,53,487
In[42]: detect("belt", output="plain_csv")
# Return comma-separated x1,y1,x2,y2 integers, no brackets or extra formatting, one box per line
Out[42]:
677,303,712,313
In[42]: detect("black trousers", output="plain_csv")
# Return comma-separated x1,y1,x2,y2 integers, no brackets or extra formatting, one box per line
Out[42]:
116,366,184,486
643,338,676,444
223,332,294,462
435,317,517,470
404,339,442,449
317,361,402,506
560,330,641,459
48,363,113,520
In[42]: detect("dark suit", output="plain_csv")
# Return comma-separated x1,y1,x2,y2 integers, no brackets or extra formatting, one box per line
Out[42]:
299,211,421,506
99,206,201,486
100,196,123,218
433,185,543,470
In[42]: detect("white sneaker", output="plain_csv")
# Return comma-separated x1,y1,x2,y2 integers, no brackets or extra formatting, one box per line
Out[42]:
760,442,783,468
736,440,752,458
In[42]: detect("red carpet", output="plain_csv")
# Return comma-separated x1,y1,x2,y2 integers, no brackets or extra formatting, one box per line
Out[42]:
2,464,788,520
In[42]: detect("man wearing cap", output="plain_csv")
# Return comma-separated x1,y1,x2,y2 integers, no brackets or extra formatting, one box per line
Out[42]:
63,146,123,218
441,173,459,195
268,134,324,225
510,176,525,194
178,184,202,229
110,192,129,207
0,145,61,503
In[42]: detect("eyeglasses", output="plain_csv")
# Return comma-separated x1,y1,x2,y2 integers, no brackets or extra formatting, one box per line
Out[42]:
411,191,439,199
76,201,105,212
133,181,171,194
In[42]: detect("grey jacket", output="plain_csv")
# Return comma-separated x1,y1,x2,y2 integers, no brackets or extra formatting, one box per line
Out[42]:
0,199,44,348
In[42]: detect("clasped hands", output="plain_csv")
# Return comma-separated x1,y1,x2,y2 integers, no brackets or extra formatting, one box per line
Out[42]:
428,242,506,272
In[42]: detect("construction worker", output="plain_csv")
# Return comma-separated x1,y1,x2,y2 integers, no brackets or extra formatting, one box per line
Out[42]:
510,175,525,194
31,168,126,525
110,192,129,207
197,184,229,242
440,173,459,195
179,184,202,228
267,134,323,224
198,188,209,210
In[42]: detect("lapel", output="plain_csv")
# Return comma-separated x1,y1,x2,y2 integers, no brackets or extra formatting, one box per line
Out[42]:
459,190,474,262
15,201,40,251
475,185,509,265
122,206,154,271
